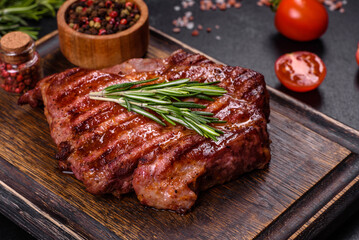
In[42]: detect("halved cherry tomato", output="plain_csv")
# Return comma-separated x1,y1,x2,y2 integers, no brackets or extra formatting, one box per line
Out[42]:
275,51,326,92
275,0,328,42
356,43,359,66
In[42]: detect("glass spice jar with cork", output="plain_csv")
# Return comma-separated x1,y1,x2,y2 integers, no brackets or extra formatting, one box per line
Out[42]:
0,31,43,94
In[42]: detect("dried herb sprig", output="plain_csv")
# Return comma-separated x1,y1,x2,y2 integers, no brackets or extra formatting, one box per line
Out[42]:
89,77,227,141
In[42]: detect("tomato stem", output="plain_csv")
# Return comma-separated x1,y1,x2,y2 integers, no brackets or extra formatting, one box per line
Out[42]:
269,0,281,11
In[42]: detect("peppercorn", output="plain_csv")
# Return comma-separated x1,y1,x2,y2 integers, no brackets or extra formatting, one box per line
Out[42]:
110,11,118,18
120,18,127,25
121,9,129,17
98,29,107,35
109,18,115,25
75,6,83,13
66,0,140,36
94,22,101,29
105,0,112,8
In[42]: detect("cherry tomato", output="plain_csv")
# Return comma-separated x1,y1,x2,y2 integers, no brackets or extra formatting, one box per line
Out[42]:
275,0,328,41
356,43,359,66
275,51,326,92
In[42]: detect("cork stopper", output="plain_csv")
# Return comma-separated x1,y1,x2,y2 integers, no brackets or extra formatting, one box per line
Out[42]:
0,31,31,53
0,31,34,64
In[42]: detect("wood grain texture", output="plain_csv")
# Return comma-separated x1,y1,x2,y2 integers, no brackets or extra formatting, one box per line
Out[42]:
0,29,358,240
57,0,149,69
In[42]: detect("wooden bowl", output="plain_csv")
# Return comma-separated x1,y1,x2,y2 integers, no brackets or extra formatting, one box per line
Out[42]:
57,0,149,69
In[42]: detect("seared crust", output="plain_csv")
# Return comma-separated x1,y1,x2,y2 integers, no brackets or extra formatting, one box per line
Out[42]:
19,50,271,213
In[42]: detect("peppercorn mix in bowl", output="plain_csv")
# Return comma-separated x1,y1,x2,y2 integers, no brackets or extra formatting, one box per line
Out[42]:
57,0,148,69
66,0,141,36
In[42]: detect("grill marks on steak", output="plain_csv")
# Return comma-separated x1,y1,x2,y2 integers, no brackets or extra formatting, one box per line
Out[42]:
18,50,270,213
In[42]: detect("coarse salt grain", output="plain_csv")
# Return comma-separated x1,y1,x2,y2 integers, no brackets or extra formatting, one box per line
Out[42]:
186,22,195,30
173,27,181,33
185,11,192,17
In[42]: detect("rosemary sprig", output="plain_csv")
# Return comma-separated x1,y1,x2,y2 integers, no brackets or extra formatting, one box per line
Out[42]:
0,0,65,39
89,78,227,141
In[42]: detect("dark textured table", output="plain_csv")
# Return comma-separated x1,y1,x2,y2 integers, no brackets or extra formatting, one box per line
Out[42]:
1,0,359,239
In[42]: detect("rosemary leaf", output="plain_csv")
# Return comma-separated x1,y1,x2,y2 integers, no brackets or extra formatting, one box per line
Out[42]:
172,102,206,109
142,78,190,89
160,113,176,126
89,77,228,141
124,98,131,112
130,105,166,126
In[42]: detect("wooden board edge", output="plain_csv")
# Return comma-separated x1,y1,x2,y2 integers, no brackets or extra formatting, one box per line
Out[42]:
0,158,120,240
0,179,83,240
291,175,359,239
255,153,359,240
35,30,59,47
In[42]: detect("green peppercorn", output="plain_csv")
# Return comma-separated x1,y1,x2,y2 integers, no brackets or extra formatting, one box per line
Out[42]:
94,22,101,29
75,6,83,13
120,9,129,17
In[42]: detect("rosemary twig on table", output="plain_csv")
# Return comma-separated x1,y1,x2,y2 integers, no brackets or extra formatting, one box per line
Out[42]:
0,0,65,39
89,77,227,141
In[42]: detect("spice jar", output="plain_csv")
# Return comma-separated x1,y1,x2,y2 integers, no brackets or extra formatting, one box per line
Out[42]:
0,31,43,94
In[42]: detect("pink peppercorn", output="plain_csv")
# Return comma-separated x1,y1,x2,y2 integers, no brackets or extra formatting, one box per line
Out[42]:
105,0,112,8
109,11,118,18
2,70,9,78
98,29,107,35
16,74,23,82
109,18,115,25
120,18,127,25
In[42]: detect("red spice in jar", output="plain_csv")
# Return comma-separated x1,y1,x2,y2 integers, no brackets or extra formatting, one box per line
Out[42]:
0,31,43,94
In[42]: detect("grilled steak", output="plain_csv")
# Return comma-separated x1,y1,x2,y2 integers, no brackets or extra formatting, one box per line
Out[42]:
19,50,271,213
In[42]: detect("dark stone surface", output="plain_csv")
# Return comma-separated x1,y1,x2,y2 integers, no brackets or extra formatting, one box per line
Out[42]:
1,0,359,239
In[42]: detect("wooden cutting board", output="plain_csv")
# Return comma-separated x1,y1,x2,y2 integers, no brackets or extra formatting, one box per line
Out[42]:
1,28,359,240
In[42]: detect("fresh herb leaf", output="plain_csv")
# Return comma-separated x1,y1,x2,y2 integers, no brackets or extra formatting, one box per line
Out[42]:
89,78,227,141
